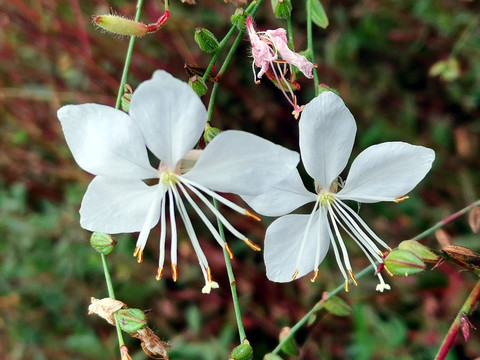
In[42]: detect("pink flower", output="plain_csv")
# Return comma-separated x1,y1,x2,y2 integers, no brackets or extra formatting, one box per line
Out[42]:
246,17,315,118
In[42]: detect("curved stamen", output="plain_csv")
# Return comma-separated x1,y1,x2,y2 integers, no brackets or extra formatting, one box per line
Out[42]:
156,195,167,280
167,188,178,267
327,202,354,273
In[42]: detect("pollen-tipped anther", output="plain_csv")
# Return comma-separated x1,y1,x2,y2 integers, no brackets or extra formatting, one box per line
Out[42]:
155,267,163,280
394,195,409,203
311,269,319,282
225,243,234,259
244,238,261,251
245,209,261,222
348,270,359,286
133,247,143,263
292,268,299,280
344,279,350,292
206,266,213,283
171,264,178,282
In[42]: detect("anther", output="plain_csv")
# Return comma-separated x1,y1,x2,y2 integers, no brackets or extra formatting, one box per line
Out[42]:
207,266,213,283
245,209,261,222
347,270,358,286
155,267,163,281
171,264,178,282
292,269,299,280
310,269,319,282
344,279,350,292
244,238,261,251
225,243,234,259
133,247,143,263
394,195,409,203
384,266,394,277
133,246,140,257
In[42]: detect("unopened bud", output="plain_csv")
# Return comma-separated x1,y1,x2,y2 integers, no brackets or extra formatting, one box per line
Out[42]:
117,308,147,333
398,240,438,262
231,8,247,31
271,0,292,19
384,249,425,276
203,123,222,144
229,341,253,360
121,84,133,113
188,75,208,96
93,15,147,37
279,327,298,356
194,28,219,53
90,232,116,255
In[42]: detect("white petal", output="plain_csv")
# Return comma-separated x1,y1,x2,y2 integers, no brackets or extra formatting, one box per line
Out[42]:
57,104,157,179
80,176,165,233
264,212,330,282
299,92,356,188
183,130,300,196
241,169,316,216
337,142,435,203
129,70,207,167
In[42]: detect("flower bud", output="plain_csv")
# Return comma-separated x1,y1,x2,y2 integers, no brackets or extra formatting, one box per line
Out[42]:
279,327,298,356
117,308,147,333
203,123,222,144
90,232,116,255
398,240,438,262
194,28,219,53
121,84,133,113
231,8,247,31
271,0,292,19
188,75,208,96
229,342,253,360
384,249,425,276
93,15,148,37
264,354,283,360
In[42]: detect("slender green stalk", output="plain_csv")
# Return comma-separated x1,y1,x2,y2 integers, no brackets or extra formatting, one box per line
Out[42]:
114,0,146,109
286,16,294,46
306,0,320,95
272,200,480,355
213,200,246,343
101,254,125,349
435,278,480,360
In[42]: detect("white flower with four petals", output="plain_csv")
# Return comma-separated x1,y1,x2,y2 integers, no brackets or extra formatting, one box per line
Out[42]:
57,70,299,293
243,91,435,292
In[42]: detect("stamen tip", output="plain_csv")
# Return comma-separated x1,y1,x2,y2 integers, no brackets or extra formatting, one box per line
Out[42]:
292,269,299,280
225,243,234,259
155,267,163,281
244,238,261,251
245,209,261,222
171,264,178,282
394,195,409,203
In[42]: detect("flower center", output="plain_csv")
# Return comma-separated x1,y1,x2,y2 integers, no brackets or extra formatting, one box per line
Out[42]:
318,191,335,207
160,171,178,186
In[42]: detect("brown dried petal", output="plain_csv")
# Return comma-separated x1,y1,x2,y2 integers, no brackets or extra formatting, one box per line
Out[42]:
132,326,171,359
88,297,126,325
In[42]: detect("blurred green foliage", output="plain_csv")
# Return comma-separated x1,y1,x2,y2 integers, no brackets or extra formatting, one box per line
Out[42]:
1,0,480,359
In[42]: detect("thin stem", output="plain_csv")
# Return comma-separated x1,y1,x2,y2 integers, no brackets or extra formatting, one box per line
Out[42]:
286,16,294,46
101,254,125,348
271,199,480,355
435,278,480,360
114,0,145,109
213,199,247,343
306,0,320,95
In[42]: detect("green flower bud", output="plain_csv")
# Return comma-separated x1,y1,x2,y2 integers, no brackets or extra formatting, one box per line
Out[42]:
121,84,133,113
398,240,438,262
188,75,208,97
90,232,116,255
384,249,425,276
194,28,219,53
231,8,247,31
271,0,292,19
229,342,253,360
203,123,222,144
93,15,148,37
117,308,147,333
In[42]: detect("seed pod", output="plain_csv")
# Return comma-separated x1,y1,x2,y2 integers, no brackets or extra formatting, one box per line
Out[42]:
188,75,208,96
271,0,292,19
203,123,222,144
93,15,148,37
117,308,147,333
442,245,480,267
231,8,246,31
194,28,219,53
90,232,116,255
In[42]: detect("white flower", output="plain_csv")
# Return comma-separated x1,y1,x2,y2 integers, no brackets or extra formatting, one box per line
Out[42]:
57,70,299,293
242,92,435,291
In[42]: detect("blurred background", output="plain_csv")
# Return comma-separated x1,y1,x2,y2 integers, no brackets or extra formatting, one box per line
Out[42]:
1,0,480,359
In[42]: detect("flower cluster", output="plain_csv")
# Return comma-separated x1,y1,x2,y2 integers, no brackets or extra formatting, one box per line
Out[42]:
243,92,435,292
58,70,299,293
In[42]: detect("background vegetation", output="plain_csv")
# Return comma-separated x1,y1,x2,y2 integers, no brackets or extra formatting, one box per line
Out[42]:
1,0,479,359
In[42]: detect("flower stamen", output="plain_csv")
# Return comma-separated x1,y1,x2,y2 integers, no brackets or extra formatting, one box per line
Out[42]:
347,270,358,286
244,238,261,251
171,264,178,282
292,268,300,280
311,269,319,282
225,242,234,259
394,195,409,203
156,267,163,281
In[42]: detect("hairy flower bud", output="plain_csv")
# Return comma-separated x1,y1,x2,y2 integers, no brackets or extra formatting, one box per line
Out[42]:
90,232,116,255
117,308,147,333
203,123,222,144
194,28,219,53
188,75,208,96
93,15,148,37
229,341,253,360
231,8,247,31
271,0,292,19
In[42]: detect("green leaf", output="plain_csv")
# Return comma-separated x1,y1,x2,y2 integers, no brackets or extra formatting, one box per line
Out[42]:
310,0,329,29
323,295,352,316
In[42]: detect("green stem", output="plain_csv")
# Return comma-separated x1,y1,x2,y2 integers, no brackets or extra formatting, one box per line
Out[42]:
272,199,480,355
101,254,125,349
213,200,246,343
435,278,480,360
286,15,294,46
306,0,320,95
114,0,145,109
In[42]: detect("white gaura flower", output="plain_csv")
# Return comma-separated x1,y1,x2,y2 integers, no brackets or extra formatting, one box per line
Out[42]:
57,70,299,294
242,92,435,292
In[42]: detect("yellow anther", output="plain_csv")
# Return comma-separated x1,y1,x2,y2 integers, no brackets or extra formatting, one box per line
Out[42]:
133,246,140,257
171,264,178,282
207,266,213,283
292,269,299,280
225,243,234,259
133,247,143,263
394,195,409,203
344,279,350,292
245,209,261,222
155,267,163,281
384,266,394,277
244,238,261,251
348,270,358,286
310,269,319,283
